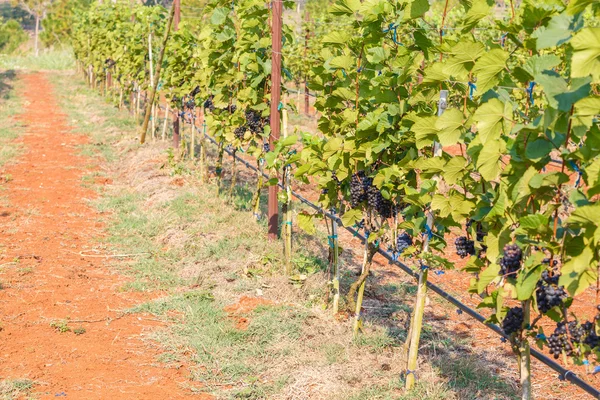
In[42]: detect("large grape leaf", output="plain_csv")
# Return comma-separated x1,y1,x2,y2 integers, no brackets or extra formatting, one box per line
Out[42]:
476,138,503,181
473,99,511,144
473,49,509,94
571,28,600,81
533,12,584,50
436,109,464,146
443,40,485,80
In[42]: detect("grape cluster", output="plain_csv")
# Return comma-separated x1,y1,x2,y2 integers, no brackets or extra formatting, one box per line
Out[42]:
350,171,366,208
547,321,586,359
396,233,413,253
234,126,247,140
548,323,574,358
245,110,268,134
455,236,475,258
502,307,524,335
204,97,216,113
499,244,522,276
366,184,392,218
190,86,200,97
224,104,237,114
331,171,340,186
536,281,567,314
583,320,600,349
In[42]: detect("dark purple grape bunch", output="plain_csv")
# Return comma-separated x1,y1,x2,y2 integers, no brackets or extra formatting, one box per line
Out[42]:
455,236,475,258
331,171,340,186
350,171,366,208
547,321,586,359
396,233,413,254
223,104,237,114
502,307,524,335
234,126,247,140
203,96,216,113
499,244,522,276
536,277,567,314
245,109,268,135
263,142,270,153
366,184,392,218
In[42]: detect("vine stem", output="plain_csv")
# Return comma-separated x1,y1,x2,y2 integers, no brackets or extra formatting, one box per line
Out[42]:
553,105,574,239
351,240,376,338
519,300,533,400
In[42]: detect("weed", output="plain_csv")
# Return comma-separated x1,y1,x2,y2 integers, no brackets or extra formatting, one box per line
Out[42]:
50,319,71,333
73,327,86,335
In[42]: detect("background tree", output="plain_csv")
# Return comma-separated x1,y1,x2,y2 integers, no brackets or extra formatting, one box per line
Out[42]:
12,0,55,56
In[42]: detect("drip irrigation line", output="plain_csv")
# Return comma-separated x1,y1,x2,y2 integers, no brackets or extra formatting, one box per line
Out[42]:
191,121,600,399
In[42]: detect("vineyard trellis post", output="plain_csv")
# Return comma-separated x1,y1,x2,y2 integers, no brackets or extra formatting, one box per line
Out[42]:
173,0,180,31
303,10,310,115
405,89,447,390
172,0,181,151
139,3,176,144
268,0,283,241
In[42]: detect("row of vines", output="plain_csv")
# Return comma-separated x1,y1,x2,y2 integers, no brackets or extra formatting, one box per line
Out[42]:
70,0,600,398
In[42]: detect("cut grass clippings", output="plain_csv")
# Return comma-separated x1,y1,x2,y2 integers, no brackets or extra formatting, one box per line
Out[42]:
49,70,520,400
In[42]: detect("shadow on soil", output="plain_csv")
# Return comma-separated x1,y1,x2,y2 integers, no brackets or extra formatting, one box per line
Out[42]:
0,70,17,99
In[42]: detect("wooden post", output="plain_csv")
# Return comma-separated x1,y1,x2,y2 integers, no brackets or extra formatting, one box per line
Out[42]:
173,113,180,150
331,213,340,314
405,91,447,390
140,4,176,144
173,0,180,31
282,108,292,274
190,113,195,158
162,103,170,140
303,11,310,115
268,0,283,241
198,107,207,182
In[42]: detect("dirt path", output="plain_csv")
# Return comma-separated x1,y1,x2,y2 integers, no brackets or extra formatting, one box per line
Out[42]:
0,73,191,399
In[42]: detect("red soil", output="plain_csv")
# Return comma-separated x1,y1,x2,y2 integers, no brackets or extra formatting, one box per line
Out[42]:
224,296,274,330
0,73,195,399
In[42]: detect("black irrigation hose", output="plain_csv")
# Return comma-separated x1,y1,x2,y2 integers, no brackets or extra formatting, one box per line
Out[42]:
195,125,600,399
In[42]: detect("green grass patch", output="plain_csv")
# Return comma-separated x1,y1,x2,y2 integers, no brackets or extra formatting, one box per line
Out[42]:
0,70,23,167
0,48,75,71
0,378,34,400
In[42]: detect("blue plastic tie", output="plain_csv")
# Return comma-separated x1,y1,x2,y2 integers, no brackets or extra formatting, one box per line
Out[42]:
569,160,582,187
421,264,429,271
357,66,363,73
527,81,536,105
328,234,338,248
382,23,401,45
583,359,590,366
284,221,292,225
536,333,547,340
500,33,507,47
593,366,600,375
434,270,445,276
456,309,463,314
278,102,284,111
378,70,382,76
423,224,433,240
405,370,417,380
468,82,476,100
342,69,347,78
500,337,507,343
